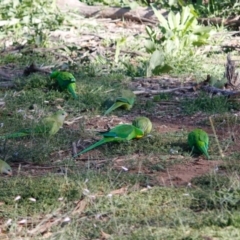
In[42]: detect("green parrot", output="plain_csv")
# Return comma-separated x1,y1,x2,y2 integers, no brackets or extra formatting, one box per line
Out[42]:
74,124,144,157
132,117,152,135
0,110,68,139
104,90,135,115
188,129,209,159
0,159,12,175
50,71,77,99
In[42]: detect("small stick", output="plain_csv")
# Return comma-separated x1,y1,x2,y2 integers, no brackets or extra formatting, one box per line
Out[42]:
72,142,78,156
209,116,225,158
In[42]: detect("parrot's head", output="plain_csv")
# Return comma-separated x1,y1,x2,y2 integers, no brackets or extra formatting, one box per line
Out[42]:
50,71,59,79
132,117,152,136
55,110,68,122
2,163,12,176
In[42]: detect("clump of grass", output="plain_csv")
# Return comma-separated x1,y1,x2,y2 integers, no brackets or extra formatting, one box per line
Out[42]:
153,93,173,102
181,91,236,115
2,168,240,239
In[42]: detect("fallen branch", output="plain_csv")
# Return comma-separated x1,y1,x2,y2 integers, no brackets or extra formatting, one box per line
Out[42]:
23,63,51,76
57,0,240,29
201,85,240,96
133,86,194,95
199,16,240,27
56,0,166,24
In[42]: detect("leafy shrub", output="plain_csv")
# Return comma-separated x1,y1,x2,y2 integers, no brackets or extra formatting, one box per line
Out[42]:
145,5,215,76
0,0,64,47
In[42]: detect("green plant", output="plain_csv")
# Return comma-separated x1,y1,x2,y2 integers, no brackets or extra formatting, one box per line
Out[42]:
153,5,214,50
145,5,214,76
0,0,64,47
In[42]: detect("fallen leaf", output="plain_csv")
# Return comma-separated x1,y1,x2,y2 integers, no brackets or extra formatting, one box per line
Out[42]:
101,230,112,239
109,186,128,195
42,231,53,239
72,199,88,215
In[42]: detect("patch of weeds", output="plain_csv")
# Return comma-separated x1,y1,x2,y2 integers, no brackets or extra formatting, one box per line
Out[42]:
190,174,240,211
14,73,48,90
144,99,156,111
4,89,61,112
210,113,240,127
0,51,56,67
181,91,234,115
122,60,148,78
150,163,166,172
134,99,157,113
223,159,240,172
192,174,229,190
153,92,172,102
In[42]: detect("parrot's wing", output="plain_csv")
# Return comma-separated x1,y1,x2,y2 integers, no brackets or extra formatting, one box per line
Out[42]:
102,124,144,140
74,125,144,157
28,110,67,136
60,72,76,82
198,132,209,150
116,97,133,105
58,72,75,84
40,116,63,136
30,110,67,136
36,119,56,135
51,71,75,82
51,71,76,90
100,125,135,139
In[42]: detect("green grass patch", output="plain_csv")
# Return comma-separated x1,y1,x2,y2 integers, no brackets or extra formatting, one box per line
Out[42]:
181,91,239,115
1,169,240,239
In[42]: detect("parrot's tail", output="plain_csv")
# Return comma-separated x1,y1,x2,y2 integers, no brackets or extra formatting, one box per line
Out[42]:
199,145,210,159
104,102,127,115
73,138,114,157
0,131,30,139
67,84,78,99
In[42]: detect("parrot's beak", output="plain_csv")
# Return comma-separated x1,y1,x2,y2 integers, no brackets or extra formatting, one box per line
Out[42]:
5,171,12,176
